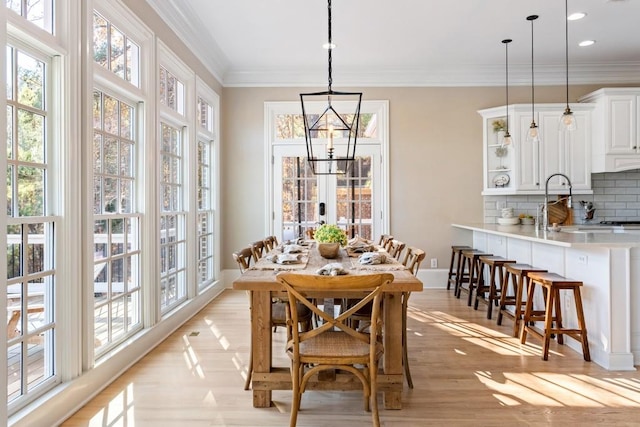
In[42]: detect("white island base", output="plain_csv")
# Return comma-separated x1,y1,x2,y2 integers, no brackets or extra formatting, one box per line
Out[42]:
452,223,640,371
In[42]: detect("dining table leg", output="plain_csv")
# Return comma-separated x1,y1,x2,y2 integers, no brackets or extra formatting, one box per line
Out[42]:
383,292,403,409
252,290,272,407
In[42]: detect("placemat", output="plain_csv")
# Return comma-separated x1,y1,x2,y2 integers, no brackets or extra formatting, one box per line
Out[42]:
250,253,309,270
349,258,409,271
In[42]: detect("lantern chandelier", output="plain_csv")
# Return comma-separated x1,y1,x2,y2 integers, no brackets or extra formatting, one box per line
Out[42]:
300,0,362,175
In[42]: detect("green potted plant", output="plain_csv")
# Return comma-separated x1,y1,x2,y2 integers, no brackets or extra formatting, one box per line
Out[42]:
492,119,506,133
314,224,347,258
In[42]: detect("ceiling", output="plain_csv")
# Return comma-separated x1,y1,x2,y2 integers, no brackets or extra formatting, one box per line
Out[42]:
146,0,640,88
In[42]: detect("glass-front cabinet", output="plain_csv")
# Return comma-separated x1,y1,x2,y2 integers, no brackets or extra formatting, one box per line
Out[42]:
479,104,594,196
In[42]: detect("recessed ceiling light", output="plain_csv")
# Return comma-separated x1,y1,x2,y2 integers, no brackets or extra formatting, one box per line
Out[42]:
568,12,586,20
322,42,336,49
579,40,595,47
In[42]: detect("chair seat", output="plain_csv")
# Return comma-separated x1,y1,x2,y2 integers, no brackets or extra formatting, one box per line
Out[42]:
272,300,312,325
288,331,383,363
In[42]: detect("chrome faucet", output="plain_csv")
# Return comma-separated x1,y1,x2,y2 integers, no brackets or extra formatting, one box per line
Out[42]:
543,173,572,230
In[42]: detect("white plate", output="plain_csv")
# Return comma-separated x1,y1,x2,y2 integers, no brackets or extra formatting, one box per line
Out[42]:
497,217,520,225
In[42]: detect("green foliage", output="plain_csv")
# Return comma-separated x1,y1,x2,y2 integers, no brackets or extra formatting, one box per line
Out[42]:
314,224,347,246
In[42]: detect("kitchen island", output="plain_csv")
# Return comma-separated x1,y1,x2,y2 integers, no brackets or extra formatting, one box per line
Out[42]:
452,223,640,371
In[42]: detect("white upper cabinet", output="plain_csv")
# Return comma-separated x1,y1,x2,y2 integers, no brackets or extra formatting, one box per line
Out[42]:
479,104,593,195
579,88,640,172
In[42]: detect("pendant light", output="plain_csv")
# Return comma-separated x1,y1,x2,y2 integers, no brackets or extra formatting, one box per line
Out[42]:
300,0,362,175
526,15,540,143
502,39,513,146
559,0,576,131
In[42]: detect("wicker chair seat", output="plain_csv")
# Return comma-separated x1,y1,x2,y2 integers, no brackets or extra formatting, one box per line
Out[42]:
288,331,383,362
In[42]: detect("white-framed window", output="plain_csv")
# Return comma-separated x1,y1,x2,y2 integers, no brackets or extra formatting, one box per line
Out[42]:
92,10,140,87
5,0,54,34
157,42,192,313
195,79,218,291
91,89,142,353
5,38,57,407
91,0,150,357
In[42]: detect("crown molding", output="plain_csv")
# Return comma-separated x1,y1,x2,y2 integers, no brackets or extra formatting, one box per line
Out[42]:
223,62,640,88
146,0,228,84
144,1,640,88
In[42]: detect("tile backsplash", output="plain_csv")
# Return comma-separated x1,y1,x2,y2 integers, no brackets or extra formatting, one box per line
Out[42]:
483,169,640,224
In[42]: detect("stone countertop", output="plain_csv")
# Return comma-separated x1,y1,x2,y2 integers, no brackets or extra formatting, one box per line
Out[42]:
452,223,640,248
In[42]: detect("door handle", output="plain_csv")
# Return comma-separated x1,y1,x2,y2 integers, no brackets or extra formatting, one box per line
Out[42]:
319,202,325,216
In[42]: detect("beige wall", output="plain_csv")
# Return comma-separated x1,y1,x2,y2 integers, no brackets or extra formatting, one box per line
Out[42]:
221,84,610,270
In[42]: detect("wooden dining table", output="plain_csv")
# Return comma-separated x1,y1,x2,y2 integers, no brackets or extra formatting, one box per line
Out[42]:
232,242,424,409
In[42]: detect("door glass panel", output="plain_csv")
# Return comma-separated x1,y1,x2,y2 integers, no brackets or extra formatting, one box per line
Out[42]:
336,156,373,240
281,156,317,241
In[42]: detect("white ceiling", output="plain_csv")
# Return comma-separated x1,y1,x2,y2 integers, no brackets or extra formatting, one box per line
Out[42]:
146,0,640,87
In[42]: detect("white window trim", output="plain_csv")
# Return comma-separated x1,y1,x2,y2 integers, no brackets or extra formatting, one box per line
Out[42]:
264,100,391,235
86,0,155,365
195,77,221,288
157,39,196,309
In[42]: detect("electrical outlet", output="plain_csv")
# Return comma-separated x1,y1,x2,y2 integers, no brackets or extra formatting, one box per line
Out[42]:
578,255,588,265
430,258,438,268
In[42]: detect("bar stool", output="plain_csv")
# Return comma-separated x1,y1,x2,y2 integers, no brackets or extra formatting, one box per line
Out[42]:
521,272,591,362
474,256,516,319
446,245,471,290
456,249,492,306
498,264,547,337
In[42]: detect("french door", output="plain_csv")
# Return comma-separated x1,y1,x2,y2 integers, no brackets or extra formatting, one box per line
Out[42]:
273,144,382,242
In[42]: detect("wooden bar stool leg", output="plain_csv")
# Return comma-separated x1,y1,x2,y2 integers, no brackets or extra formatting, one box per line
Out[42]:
553,287,564,345
447,249,456,290
454,255,467,298
520,280,536,344
542,284,555,361
512,274,525,337
573,287,591,361
468,257,482,307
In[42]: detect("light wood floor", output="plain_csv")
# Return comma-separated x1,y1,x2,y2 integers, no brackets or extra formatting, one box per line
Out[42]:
62,289,640,426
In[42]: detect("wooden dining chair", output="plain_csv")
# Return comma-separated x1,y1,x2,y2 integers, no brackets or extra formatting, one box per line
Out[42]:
377,234,394,251
388,239,406,261
263,235,278,252
277,272,394,427
250,240,266,261
400,246,425,389
233,247,313,391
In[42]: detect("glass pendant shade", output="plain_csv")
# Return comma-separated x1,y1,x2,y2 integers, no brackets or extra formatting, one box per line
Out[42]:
502,38,512,146
560,108,577,131
503,132,512,146
527,122,540,143
559,0,576,132
300,0,362,175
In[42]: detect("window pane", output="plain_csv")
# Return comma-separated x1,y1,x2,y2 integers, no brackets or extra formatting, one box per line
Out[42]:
17,166,44,216
17,109,45,163
93,13,108,67
103,95,118,135
17,51,44,110
110,26,125,79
